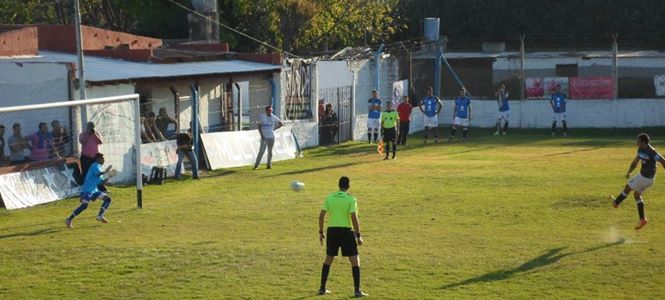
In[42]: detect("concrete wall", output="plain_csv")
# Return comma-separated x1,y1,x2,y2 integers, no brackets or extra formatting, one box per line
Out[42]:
428,98,665,128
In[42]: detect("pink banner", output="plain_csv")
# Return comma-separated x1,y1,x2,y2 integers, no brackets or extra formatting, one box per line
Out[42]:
569,77,614,99
526,78,544,98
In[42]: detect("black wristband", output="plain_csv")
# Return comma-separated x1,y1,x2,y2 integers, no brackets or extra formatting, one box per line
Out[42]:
319,230,324,234
355,232,361,238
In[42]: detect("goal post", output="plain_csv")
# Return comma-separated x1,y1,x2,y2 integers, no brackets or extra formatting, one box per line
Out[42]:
0,94,143,209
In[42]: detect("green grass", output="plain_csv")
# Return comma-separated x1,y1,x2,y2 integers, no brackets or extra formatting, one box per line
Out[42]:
2,128,665,299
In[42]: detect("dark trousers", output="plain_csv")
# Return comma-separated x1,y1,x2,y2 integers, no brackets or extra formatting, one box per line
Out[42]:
398,121,410,145
80,155,95,181
80,154,107,191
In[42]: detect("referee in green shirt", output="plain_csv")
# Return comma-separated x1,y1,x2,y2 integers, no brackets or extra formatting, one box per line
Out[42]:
381,101,399,160
318,176,367,297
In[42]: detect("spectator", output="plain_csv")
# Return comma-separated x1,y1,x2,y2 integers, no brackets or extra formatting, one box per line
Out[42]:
174,131,199,179
322,103,339,145
396,96,413,145
0,124,5,162
51,120,70,157
140,113,155,143
146,111,166,141
156,107,178,139
29,122,58,161
8,123,30,165
79,121,103,179
253,105,283,170
318,99,326,123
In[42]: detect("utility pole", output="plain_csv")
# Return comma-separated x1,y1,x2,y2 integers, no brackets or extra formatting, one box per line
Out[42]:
74,0,86,101
520,34,526,100
72,0,86,156
612,34,619,100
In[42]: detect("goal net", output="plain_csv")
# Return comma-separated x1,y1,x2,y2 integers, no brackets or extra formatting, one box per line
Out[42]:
0,94,142,210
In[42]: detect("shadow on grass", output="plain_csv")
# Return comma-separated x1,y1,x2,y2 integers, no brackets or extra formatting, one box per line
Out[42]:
544,147,603,157
307,143,377,157
440,240,624,290
0,227,61,240
201,169,237,179
266,162,362,178
552,195,608,209
0,208,139,232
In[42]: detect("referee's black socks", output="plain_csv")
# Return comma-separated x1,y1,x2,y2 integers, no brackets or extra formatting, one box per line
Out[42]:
320,264,331,290
352,266,361,292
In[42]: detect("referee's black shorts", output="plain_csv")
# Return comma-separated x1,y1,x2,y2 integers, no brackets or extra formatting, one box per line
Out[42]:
326,227,358,257
382,127,396,142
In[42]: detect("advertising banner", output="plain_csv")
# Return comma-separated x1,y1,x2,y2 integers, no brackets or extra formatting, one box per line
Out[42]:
0,162,80,210
527,77,568,99
654,75,665,96
569,77,614,99
200,127,299,169
140,140,178,176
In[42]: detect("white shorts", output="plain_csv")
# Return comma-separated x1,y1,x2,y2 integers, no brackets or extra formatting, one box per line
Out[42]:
424,116,439,128
628,174,655,193
498,111,510,121
453,117,469,127
367,118,380,130
552,112,567,122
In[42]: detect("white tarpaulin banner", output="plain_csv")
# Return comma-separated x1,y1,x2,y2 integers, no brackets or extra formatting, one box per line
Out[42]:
391,80,408,106
140,140,178,176
200,127,299,169
0,163,81,210
87,101,137,184
654,75,665,96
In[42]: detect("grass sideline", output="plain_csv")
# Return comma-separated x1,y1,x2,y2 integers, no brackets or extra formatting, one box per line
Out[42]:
1,128,665,299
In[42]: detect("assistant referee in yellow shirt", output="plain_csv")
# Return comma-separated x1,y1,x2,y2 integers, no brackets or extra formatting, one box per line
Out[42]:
318,176,367,297
381,101,399,160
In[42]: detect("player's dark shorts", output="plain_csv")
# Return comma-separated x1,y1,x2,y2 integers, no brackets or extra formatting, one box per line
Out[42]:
80,191,106,202
382,128,396,142
326,227,358,257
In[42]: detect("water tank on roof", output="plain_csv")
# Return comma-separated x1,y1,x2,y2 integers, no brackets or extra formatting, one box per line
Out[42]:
423,18,440,42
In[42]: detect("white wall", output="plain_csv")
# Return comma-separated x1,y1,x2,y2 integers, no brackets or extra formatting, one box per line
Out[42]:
0,62,71,157
428,99,665,128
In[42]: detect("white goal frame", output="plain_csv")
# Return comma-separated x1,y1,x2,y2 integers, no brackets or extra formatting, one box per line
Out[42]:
0,94,143,208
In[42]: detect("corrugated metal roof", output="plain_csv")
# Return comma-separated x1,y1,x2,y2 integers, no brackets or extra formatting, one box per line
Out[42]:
0,51,280,83
414,50,665,60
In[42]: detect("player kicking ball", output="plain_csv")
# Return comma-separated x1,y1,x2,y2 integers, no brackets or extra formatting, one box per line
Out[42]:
65,153,114,228
611,133,665,230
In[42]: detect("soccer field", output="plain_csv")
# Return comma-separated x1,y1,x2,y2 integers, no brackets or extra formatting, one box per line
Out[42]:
1,129,665,300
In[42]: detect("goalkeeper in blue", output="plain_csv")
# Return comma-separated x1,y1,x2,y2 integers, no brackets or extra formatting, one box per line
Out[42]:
66,153,113,228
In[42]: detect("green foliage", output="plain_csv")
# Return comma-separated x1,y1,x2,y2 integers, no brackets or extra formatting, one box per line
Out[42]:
1,129,665,299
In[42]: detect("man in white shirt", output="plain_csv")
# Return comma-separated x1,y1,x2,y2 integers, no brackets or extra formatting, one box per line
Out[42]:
254,105,284,170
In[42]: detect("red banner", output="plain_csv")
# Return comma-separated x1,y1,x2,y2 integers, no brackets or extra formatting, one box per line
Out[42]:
569,77,614,99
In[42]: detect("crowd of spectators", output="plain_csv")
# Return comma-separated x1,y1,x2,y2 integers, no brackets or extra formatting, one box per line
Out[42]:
0,120,72,166
141,107,178,144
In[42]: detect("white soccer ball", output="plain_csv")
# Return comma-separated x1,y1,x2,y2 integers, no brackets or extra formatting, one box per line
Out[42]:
290,180,305,192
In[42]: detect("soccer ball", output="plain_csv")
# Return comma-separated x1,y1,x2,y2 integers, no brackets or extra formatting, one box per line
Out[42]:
290,180,305,192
